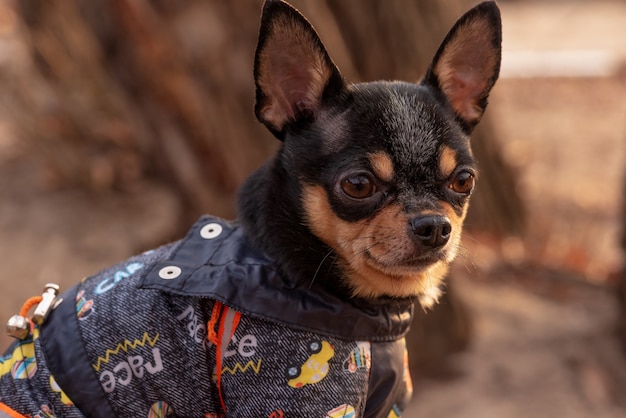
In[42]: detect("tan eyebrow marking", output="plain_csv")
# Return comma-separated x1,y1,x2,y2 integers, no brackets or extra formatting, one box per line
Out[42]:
369,152,394,182
439,145,457,177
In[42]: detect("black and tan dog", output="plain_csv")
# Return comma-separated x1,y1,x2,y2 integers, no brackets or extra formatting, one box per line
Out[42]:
0,1,501,417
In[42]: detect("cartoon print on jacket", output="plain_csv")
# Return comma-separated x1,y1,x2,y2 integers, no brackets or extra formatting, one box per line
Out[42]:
75,290,94,321
344,341,371,374
1,335,37,380
287,340,334,388
148,401,174,418
327,404,357,418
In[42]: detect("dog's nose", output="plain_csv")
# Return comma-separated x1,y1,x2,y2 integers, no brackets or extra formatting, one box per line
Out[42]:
410,215,451,248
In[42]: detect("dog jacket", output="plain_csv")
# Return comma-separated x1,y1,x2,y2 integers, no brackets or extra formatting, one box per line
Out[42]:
0,216,414,417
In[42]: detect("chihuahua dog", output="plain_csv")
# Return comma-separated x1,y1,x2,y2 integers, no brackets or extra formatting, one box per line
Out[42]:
0,1,500,417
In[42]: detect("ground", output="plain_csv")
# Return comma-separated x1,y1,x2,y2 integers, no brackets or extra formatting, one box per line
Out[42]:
1,1,626,417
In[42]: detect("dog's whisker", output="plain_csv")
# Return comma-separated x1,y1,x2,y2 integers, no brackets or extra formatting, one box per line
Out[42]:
309,248,336,289
455,243,478,273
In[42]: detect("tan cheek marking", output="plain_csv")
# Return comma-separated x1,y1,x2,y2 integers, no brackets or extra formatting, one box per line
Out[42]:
361,204,407,261
301,185,363,256
440,201,469,261
302,185,416,298
369,152,394,182
303,184,406,264
439,145,458,178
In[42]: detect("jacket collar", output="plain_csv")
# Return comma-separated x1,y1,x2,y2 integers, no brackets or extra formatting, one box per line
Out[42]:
139,216,414,341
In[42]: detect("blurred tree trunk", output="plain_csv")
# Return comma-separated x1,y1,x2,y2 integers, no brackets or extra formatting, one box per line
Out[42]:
7,0,276,227
3,0,524,380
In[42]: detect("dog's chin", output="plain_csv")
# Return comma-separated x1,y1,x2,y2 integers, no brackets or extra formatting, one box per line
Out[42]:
342,255,451,307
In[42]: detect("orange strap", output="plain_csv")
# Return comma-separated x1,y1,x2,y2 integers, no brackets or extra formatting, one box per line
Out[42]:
206,302,241,414
19,296,42,318
206,302,222,346
0,402,27,418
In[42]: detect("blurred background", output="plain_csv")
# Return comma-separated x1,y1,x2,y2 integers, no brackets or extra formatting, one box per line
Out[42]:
0,0,625,416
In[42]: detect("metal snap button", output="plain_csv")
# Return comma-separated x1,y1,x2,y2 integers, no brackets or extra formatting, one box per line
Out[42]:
200,223,223,239
159,266,182,280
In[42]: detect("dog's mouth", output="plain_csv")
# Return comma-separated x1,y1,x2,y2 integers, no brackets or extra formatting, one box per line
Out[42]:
363,249,448,276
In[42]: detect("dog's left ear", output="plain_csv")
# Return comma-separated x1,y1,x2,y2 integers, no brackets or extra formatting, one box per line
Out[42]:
423,1,502,133
254,0,345,139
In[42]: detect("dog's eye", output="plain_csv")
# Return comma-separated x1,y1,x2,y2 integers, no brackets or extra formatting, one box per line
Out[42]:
341,175,376,199
450,171,475,194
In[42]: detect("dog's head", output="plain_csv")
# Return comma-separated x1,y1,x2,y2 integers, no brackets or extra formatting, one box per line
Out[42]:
245,0,501,306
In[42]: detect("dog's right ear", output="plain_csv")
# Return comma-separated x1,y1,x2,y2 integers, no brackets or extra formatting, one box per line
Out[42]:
254,0,345,139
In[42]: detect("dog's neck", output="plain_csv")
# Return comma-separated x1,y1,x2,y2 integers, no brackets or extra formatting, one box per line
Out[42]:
237,156,353,298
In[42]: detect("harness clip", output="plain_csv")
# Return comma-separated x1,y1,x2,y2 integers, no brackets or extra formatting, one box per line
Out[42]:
6,283,61,340
32,283,60,325
6,315,31,340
